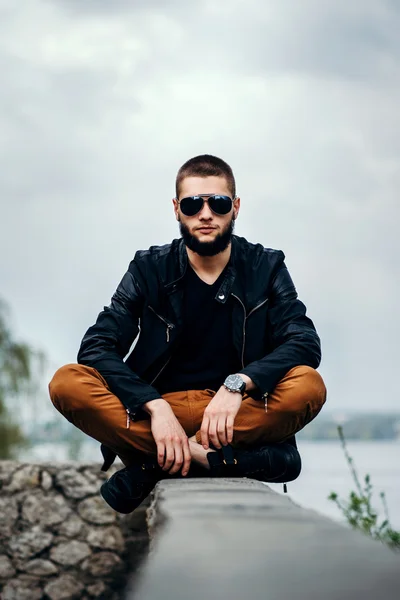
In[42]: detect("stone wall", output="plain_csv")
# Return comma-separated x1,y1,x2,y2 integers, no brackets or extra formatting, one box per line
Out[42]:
0,461,150,600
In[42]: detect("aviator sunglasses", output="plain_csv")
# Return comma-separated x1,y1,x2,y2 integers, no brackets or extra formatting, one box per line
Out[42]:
177,194,234,217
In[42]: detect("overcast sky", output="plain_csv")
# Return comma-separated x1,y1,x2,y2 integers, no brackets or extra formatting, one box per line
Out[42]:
1,0,399,417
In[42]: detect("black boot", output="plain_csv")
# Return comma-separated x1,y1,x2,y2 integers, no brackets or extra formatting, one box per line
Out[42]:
100,456,162,514
206,442,302,483
101,454,210,513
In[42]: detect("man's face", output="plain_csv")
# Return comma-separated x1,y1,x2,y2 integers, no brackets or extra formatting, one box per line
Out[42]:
173,176,240,257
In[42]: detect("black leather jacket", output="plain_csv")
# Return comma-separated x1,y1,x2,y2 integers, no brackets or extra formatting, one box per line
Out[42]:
78,235,321,422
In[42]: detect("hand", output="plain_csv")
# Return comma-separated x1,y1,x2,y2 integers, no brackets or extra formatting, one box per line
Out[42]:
200,387,242,450
144,399,191,476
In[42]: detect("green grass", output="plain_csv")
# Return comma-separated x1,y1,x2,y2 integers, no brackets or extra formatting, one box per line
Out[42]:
328,425,400,551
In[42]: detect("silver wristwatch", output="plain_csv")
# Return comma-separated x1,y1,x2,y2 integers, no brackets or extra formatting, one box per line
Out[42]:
223,374,246,395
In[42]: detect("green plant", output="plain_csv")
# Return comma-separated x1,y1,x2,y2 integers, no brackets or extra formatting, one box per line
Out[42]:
0,298,46,458
329,425,400,551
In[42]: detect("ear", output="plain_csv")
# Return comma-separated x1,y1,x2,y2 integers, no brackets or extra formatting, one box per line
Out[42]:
233,196,240,220
172,197,180,221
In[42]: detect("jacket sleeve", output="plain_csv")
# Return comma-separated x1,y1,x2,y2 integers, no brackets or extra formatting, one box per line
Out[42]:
77,260,161,414
239,262,321,397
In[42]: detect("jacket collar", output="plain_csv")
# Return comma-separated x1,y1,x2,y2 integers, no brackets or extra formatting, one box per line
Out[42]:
163,237,244,304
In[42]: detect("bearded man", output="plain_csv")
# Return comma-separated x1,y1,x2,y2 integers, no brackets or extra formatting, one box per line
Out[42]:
49,154,326,514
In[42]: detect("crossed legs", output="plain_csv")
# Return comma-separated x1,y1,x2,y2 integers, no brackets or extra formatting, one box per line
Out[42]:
49,363,326,468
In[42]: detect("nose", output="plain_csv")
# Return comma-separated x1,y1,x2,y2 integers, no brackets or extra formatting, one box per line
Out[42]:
198,199,213,220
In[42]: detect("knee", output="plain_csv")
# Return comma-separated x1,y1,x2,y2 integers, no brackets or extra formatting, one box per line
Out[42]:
49,363,77,398
48,363,86,412
307,368,326,413
298,366,326,400
296,367,327,423
278,366,327,413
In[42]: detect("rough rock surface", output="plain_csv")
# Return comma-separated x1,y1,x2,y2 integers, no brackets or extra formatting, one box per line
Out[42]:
0,555,16,579
0,496,18,538
82,551,123,576
8,527,54,561
78,495,117,524
87,525,125,551
2,574,43,600
50,540,92,565
44,574,84,600
22,558,59,576
0,461,151,599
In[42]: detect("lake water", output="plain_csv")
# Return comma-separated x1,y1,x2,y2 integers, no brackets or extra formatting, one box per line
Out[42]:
269,440,400,529
23,440,400,529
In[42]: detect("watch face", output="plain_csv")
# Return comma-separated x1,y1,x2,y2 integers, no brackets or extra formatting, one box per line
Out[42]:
225,374,243,391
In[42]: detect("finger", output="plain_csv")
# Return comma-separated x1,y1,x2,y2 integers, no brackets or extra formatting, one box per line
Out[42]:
169,440,183,475
226,414,235,444
181,440,192,477
157,442,165,468
163,439,175,471
201,415,210,449
208,417,220,449
217,416,228,446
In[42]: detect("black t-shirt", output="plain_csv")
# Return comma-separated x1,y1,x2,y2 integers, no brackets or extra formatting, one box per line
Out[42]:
156,264,240,394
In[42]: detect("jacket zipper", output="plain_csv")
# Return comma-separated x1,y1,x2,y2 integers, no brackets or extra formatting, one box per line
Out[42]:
231,294,269,403
231,294,246,369
126,308,174,428
247,297,269,319
231,295,268,368
126,356,172,428
150,356,172,386
148,306,175,342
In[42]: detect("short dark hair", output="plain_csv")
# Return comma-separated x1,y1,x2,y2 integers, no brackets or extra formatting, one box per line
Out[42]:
175,154,236,199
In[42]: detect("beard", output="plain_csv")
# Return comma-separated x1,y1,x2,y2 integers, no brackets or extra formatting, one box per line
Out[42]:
179,217,235,257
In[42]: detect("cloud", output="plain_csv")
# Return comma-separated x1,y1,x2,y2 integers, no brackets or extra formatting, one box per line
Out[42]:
0,0,399,416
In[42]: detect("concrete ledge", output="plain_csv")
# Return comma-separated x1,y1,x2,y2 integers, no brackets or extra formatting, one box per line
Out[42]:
127,478,399,600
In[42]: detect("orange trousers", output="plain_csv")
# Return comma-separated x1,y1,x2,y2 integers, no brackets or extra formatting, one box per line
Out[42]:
49,363,326,466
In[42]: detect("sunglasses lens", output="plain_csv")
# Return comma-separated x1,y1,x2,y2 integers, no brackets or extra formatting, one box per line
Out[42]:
179,197,204,216
209,195,232,215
